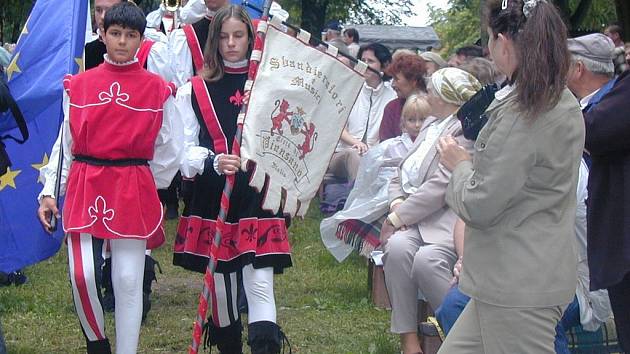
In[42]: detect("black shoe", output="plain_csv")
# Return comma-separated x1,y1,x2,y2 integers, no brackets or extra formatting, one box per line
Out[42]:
9,270,27,286
102,258,115,313
86,338,112,354
141,255,162,322
248,321,291,354
0,270,28,287
203,318,243,354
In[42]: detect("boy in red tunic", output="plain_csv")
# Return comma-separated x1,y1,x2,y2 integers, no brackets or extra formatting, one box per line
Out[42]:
37,3,181,353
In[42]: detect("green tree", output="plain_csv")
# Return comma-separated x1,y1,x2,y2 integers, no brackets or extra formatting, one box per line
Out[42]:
430,0,619,56
428,0,481,56
0,0,33,44
278,0,413,35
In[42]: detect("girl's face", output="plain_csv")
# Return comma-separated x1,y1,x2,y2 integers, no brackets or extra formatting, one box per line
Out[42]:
219,17,249,63
403,112,424,140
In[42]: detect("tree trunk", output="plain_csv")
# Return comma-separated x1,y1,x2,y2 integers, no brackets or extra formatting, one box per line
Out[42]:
616,0,630,41
480,0,487,47
301,0,328,36
554,0,571,21
570,0,593,29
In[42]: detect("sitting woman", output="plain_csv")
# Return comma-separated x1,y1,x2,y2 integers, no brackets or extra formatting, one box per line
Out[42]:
379,52,429,141
321,95,430,262
380,67,481,354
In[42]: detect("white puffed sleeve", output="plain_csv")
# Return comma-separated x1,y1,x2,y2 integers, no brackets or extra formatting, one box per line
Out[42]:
180,0,207,24
144,27,169,44
175,83,214,178
146,6,164,29
150,93,184,189
147,40,175,82
38,91,73,201
168,28,194,87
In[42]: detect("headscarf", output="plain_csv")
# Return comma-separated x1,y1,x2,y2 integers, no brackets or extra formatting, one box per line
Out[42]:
430,67,482,106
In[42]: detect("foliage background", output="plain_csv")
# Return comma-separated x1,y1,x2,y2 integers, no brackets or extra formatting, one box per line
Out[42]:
428,0,619,56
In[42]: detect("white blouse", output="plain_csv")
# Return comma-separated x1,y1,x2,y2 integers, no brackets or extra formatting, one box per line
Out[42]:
172,82,213,178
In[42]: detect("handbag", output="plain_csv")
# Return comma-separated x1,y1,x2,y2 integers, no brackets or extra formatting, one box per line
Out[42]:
456,83,499,141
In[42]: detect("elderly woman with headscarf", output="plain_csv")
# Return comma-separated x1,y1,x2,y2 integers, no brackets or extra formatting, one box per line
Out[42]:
380,67,481,354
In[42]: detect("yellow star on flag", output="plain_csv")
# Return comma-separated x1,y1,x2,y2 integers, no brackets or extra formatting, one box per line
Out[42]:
32,153,49,171
0,167,22,191
75,57,84,73
6,52,21,81
16,20,29,46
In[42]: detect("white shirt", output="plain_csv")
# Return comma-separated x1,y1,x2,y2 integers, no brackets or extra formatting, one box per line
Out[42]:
168,26,196,87
337,81,397,151
38,58,183,200
347,42,360,58
400,115,453,194
579,88,600,110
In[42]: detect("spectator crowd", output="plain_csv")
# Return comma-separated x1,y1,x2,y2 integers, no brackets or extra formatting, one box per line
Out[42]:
1,0,630,353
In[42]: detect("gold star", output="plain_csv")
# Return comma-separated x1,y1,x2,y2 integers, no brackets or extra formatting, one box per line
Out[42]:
31,153,49,171
75,57,84,73
6,52,22,81
0,167,22,191
16,21,29,46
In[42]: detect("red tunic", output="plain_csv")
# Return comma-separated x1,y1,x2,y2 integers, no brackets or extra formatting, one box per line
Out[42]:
62,61,175,247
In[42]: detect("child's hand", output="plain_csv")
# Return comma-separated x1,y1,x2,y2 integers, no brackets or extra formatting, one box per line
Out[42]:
352,142,368,155
217,154,241,175
38,196,59,233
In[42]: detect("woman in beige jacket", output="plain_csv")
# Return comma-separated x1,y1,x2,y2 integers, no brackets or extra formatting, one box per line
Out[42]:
437,0,585,353
381,67,481,354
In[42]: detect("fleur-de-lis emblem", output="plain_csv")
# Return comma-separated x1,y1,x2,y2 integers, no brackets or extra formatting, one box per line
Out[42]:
88,196,115,222
241,223,257,242
98,82,130,104
229,90,244,106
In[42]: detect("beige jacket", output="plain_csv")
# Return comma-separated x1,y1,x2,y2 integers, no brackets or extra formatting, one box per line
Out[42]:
446,87,584,307
388,116,473,246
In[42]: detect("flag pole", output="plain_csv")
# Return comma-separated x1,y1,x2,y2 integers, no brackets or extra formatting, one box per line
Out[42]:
188,1,273,352
49,121,64,232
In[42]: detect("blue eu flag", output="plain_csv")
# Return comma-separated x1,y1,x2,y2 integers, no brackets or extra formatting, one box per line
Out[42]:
0,0,88,273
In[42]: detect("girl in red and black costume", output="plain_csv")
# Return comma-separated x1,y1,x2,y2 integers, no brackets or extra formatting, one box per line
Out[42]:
172,5,290,354
37,3,181,353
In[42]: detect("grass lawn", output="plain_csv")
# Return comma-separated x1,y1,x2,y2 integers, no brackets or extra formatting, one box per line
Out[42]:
0,202,399,353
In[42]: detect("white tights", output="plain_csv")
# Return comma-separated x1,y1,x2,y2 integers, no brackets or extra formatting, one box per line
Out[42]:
68,233,146,354
212,264,276,327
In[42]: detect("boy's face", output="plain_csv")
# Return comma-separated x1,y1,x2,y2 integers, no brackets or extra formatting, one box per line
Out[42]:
104,25,142,63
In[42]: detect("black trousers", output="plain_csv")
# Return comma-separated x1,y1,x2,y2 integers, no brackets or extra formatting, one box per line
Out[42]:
609,271,630,353
157,172,180,205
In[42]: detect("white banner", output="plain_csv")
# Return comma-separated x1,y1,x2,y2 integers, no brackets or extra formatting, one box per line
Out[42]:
241,25,366,217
